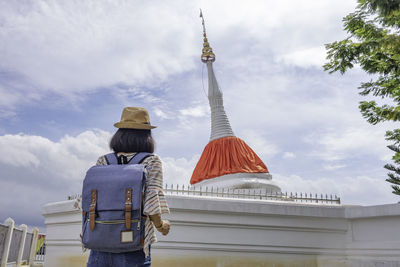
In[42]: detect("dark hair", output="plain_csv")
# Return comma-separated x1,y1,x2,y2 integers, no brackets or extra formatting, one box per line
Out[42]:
109,128,154,153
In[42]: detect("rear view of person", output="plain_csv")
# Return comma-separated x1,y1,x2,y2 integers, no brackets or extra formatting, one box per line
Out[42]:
85,107,170,267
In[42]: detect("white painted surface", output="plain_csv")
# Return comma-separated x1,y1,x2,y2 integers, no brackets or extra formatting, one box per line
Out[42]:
42,196,400,266
42,200,83,267
16,224,27,267
206,61,234,141
193,172,281,192
1,218,14,267
28,228,39,267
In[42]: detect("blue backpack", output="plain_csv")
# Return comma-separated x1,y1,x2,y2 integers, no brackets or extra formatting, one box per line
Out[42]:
81,152,150,253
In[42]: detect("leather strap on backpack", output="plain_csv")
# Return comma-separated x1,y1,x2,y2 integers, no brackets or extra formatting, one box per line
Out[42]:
125,188,132,229
89,190,97,230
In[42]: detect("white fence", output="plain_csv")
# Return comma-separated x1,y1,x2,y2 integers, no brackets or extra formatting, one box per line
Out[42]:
163,184,341,204
68,184,341,205
0,218,44,267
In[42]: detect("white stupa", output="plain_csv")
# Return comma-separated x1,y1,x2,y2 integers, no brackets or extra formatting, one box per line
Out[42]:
190,12,280,192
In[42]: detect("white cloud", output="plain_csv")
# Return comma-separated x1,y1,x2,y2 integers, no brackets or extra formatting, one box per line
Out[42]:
283,152,296,159
274,173,397,205
0,130,111,226
0,130,199,226
0,0,358,110
198,0,356,41
0,0,198,105
276,46,327,68
306,126,392,162
179,105,209,118
0,130,111,180
153,108,170,120
323,164,346,171
239,130,279,159
162,155,200,186
113,87,164,106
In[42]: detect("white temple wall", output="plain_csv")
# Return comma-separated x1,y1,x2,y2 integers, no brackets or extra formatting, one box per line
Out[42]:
42,195,400,267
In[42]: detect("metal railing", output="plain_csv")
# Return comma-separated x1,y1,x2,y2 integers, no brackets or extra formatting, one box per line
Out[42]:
69,185,341,205
164,184,341,205
0,218,45,267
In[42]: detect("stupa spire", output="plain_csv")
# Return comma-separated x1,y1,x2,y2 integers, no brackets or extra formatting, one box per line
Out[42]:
199,10,234,141
190,11,280,193
200,9,215,63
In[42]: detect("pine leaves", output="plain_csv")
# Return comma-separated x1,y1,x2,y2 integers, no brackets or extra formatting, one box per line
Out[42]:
385,131,400,195
324,0,400,196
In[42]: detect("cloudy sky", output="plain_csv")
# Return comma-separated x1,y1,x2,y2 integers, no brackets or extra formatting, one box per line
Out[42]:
1,0,399,229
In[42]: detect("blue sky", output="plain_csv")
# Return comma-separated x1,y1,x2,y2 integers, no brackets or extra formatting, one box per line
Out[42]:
1,0,399,229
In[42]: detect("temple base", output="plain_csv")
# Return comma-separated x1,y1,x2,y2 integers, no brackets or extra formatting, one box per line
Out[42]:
192,172,281,192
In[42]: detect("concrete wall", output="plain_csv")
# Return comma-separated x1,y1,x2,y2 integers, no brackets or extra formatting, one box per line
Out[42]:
42,195,400,267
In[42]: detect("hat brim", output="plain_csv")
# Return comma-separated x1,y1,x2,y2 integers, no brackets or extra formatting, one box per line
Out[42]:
114,122,157,130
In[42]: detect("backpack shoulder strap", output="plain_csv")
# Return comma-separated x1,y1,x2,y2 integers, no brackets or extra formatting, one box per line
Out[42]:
129,152,152,165
104,153,118,165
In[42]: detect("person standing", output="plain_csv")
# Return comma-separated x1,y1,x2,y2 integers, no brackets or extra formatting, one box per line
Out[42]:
86,107,170,267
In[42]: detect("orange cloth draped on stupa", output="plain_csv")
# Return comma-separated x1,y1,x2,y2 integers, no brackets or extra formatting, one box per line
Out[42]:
190,136,269,185
191,12,274,187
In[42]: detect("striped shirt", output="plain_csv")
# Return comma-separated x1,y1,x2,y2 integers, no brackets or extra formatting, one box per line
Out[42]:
96,153,170,257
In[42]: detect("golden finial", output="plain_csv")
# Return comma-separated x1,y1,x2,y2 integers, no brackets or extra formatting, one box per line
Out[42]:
200,9,216,63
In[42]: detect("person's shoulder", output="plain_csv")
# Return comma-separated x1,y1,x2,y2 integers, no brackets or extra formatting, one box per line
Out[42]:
96,154,111,165
143,153,161,162
143,153,161,164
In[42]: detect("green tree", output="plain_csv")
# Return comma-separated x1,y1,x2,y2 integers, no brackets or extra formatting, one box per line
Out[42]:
324,0,400,195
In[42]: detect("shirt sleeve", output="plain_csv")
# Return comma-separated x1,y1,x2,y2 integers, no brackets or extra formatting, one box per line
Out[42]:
96,155,108,166
143,154,170,216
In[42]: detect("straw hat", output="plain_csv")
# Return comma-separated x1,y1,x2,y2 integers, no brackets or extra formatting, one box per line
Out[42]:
114,107,157,130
